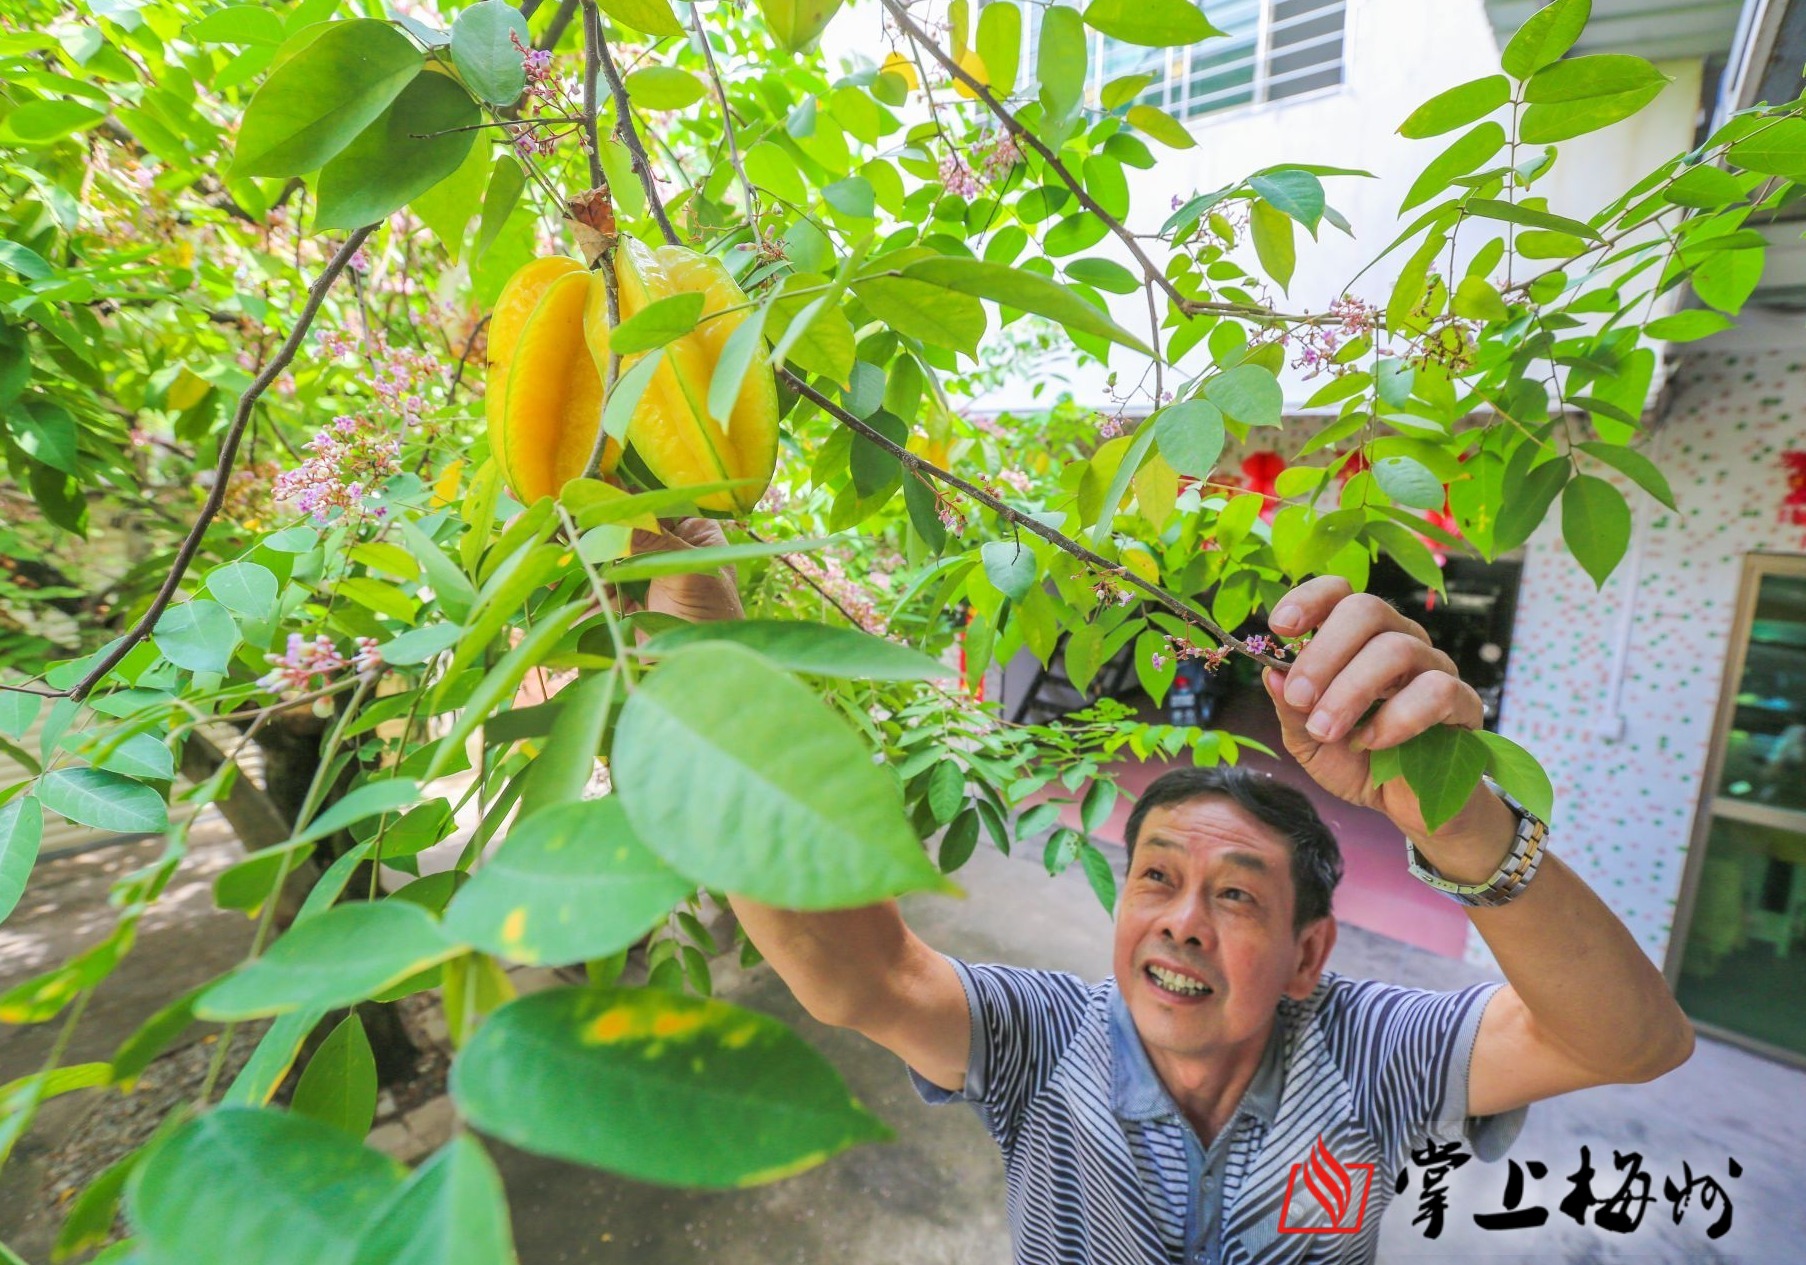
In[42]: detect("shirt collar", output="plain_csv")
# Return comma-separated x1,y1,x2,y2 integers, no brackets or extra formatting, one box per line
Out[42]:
1107,979,1288,1127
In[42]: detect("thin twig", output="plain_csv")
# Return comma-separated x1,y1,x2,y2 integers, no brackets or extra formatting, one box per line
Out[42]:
580,0,606,190
446,312,491,405
779,369,1288,670
50,227,377,703
595,33,681,245
691,1,757,220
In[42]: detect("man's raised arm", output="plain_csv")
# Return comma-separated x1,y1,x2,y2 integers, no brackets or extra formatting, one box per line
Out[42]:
1262,578,1695,1119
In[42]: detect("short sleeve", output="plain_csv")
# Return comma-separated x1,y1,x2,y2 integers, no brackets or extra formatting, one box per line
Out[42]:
1322,975,1526,1164
907,957,1093,1151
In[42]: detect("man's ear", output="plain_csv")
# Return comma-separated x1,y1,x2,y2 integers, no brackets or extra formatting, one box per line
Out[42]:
1286,916,1337,999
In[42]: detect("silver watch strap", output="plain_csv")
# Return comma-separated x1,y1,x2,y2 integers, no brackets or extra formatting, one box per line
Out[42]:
1405,776,1547,908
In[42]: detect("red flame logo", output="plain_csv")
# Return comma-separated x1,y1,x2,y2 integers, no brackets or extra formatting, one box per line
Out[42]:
1301,1135,1354,1226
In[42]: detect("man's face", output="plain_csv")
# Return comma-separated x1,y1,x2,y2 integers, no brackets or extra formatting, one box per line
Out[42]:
1112,796,1333,1063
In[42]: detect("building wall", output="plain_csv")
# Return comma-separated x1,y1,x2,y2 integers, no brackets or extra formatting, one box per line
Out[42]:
1485,311,1806,965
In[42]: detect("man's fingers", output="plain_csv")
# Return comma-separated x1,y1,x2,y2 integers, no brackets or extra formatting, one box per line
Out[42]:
1304,632,1456,745
1268,576,1353,637
630,516,728,557
1278,591,1432,715
1355,670,1485,750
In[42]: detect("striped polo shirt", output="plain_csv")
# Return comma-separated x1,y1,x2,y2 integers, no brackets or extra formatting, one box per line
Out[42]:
910,960,1525,1264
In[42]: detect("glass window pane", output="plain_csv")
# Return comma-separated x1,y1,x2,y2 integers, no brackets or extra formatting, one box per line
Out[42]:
1268,0,1344,101
1180,0,1259,117
1716,574,1806,813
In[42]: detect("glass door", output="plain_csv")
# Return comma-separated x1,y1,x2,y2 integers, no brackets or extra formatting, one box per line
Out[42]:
1671,554,1806,1063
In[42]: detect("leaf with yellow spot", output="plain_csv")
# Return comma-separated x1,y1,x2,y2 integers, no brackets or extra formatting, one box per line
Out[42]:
952,48,988,100
431,458,465,507
882,51,919,92
450,987,891,1187
442,798,691,967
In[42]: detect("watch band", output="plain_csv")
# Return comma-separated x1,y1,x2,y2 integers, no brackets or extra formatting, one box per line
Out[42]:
1405,776,1548,908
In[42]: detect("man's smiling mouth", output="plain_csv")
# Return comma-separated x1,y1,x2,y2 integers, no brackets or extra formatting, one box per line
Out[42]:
1145,963,1214,998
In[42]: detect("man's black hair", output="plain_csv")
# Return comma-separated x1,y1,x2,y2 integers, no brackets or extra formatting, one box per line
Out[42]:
1121,766,1343,932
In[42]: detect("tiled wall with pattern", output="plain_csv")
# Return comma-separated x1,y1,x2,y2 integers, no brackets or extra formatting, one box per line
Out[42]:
1483,340,1806,966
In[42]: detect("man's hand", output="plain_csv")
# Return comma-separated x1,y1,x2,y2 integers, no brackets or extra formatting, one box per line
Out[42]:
1260,575,1492,844
633,517,743,625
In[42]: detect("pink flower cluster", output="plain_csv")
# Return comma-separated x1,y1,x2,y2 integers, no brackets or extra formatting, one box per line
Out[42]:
257,634,383,694
509,31,569,158
272,414,401,523
997,468,1033,495
938,153,980,198
787,553,887,635
372,343,445,424
938,133,1022,198
1289,294,1381,379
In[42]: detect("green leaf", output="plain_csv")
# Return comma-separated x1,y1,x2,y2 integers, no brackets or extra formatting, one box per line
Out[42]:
197,901,460,1021
1399,74,1511,138
1037,4,1088,129
1203,364,1283,427
1065,257,1140,294
641,620,952,681
1664,163,1746,208
1501,0,1590,80
515,673,613,818
0,796,42,926
904,472,949,553
350,1135,517,1265
39,767,167,835
1154,399,1224,479
471,155,525,267
926,759,966,825
1561,473,1630,588
15,401,78,476
214,839,314,916
1082,0,1219,47
1077,841,1117,912
899,256,1153,354
316,68,480,230
1493,457,1569,553
1464,197,1602,241
939,808,981,873
1126,103,1195,149
444,798,690,966
153,599,239,674
223,1006,328,1107
613,644,952,909
126,1107,404,1265
981,540,1037,600
854,275,985,357
601,536,828,582
291,1013,377,1138
91,732,175,782
450,0,530,105
1372,455,1445,509
609,291,705,355
1475,732,1555,823
624,65,708,110
451,987,890,1186
5,100,106,143
379,622,464,665
1577,440,1676,509
189,5,287,46
206,560,279,620
976,1,1021,95
1363,520,1445,595
1400,121,1505,212
1520,55,1669,144
231,19,423,178
410,132,489,262
597,0,687,38
1644,308,1734,341
1727,118,1806,179
1397,725,1490,835
1249,169,1326,232
1689,246,1764,315
758,0,845,52
1088,420,1159,546
295,778,422,848
1250,200,1295,290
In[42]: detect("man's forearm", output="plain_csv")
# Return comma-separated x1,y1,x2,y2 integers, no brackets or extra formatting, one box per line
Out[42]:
1416,791,1694,1081
728,895,914,1030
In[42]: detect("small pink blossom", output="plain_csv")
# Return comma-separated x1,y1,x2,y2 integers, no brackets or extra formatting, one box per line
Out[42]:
258,633,348,694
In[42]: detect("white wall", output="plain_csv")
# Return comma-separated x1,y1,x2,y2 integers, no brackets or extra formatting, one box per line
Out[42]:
876,0,1707,412
1486,311,1806,966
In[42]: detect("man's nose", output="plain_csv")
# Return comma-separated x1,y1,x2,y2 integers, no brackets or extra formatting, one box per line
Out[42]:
1157,895,1216,949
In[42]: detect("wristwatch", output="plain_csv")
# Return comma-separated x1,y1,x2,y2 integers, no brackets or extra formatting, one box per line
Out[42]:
1405,776,1548,908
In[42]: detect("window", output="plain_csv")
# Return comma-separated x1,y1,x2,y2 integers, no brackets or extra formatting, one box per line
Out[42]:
1015,0,1346,121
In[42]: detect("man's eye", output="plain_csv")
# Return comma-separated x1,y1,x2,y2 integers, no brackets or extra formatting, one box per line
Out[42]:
1141,868,1168,884
1220,887,1250,903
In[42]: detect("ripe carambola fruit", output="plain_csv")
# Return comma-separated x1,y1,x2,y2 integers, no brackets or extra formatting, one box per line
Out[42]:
485,239,778,514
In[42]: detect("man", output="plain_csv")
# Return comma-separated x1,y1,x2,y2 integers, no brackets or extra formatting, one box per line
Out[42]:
643,522,1695,1264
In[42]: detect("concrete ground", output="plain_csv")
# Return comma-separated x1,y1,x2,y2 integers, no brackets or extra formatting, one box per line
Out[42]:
4,821,1804,1263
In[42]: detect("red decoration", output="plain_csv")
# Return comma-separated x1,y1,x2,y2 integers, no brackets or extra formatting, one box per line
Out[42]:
1242,450,1287,522
1783,450,1806,546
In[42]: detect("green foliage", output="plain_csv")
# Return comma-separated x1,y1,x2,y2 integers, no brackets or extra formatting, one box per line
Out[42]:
0,0,1795,1247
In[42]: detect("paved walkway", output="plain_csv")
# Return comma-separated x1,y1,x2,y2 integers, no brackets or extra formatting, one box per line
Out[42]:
4,823,1803,1262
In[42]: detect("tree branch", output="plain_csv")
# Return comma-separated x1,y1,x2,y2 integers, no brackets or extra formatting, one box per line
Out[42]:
778,369,1287,670
691,1,758,221
595,32,681,246
52,226,377,702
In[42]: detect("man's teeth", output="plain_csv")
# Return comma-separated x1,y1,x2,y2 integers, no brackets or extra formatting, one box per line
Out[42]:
1147,964,1211,996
